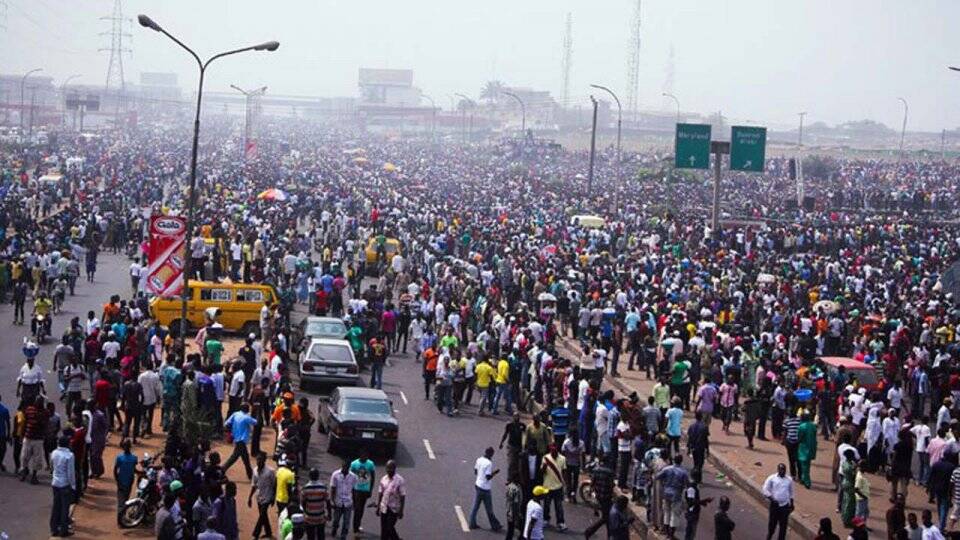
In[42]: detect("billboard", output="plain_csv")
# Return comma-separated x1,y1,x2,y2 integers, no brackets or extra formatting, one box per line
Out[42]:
145,215,187,297
358,68,413,87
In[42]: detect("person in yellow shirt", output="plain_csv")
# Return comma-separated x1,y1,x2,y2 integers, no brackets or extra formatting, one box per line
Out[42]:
493,357,512,415
475,358,495,416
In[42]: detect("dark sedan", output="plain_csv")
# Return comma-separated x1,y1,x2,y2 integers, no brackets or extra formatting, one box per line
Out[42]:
319,387,398,458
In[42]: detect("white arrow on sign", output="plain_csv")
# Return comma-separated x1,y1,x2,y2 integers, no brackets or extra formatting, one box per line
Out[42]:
743,160,752,168
689,156,696,165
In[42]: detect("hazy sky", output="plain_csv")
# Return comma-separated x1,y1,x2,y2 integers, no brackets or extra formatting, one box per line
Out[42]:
3,0,958,131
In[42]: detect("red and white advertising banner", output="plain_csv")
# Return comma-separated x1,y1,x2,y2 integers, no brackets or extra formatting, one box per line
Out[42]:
146,215,187,297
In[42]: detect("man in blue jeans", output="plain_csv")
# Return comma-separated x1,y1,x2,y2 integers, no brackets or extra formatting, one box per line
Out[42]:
50,435,76,537
469,447,502,531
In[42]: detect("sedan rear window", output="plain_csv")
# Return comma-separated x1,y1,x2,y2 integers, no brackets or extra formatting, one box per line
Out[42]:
306,321,347,336
340,398,392,416
306,344,354,364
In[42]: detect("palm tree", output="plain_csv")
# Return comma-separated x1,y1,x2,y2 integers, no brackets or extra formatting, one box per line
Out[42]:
480,80,505,103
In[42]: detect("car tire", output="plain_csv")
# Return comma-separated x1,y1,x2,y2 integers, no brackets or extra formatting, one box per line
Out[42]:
241,321,260,339
327,434,339,454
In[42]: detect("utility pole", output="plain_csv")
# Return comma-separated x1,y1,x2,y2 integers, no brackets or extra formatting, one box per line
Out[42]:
590,84,622,186
942,128,947,160
586,96,598,202
797,111,806,208
28,85,36,137
501,91,525,133
710,140,730,238
19,68,42,130
897,97,908,163
662,92,680,125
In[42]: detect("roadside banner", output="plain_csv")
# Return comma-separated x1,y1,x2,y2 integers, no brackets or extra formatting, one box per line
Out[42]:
146,215,187,297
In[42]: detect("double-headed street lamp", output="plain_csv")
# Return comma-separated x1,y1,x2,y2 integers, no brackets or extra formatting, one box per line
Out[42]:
60,74,82,128
20,68,42,130
662,92,680,124
590,84,622,186
138,14,278,358
500,90,525,133
897,97,908,163
419,92,437,142
454,93,475,143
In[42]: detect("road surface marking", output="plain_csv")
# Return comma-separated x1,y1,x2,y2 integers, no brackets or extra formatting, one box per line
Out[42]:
400,391,408,405
423,438,436,460
454,505,470,532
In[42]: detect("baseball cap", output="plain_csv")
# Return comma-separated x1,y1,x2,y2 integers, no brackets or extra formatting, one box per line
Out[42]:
532,486,549,497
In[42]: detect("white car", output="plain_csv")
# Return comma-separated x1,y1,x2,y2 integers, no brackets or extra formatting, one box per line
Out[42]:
298,337,360,389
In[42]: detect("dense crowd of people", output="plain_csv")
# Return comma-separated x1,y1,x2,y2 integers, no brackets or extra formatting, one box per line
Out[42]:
2,114,960,540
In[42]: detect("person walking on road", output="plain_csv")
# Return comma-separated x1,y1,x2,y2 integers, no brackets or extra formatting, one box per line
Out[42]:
222,403,257,480
684,476,712,540
469,446,503,531
584,457,616,539
114,438,138,525
300,467,331,540
607,495,634,540
524,486,548,540
349,450,376,534
797,412,818,489
539,443,566,531
504,471,524,540
329,459,357,540
376,460,406,540
714,495,736,540
19,394,47,484
248,452,276,540
687,412,710,481
0,394,10,471
49,434,76,537
656,453,690,539
761,463,794,540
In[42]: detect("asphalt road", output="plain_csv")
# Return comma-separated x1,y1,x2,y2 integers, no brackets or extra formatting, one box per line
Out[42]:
0,250,133,540
290,322,604,538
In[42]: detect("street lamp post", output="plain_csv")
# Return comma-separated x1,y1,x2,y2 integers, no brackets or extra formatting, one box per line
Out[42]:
797,111,806,147
20,68,42,130
897,97,908,163
500,90,525,133
587,95,599,203
455,93,474,143
591,84,622,186
420,92,437,142
662,92,680,124
60,75,81,127
138,13,278,359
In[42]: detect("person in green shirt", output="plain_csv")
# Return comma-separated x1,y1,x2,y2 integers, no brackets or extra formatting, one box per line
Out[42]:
670,358,691,410
347,322,365,364
350,450,377,533
205,336,224,366
439,327,460,351
796,413,818,488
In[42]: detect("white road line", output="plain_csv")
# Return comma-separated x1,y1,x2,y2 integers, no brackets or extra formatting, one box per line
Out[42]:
423,438,436,460
453,505,470,532
400,391,408,405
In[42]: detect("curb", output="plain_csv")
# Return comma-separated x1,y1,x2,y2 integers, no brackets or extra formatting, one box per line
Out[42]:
601,372,818,540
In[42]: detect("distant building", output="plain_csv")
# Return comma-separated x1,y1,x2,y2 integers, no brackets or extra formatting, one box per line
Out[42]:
358,68,420,106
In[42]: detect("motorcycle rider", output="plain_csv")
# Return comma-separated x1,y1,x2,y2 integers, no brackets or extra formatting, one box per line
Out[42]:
31,291,53,339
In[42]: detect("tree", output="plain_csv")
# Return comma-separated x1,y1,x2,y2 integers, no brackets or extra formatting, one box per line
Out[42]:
480,80,505,103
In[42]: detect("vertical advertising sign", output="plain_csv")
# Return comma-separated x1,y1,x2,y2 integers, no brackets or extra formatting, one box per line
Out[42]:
146,215,187,297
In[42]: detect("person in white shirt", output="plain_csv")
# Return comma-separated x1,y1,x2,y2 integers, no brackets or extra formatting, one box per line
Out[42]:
17,355,45,402
761,463,794,540
887,381,904,415
524,486,547,540
228,363,246,417
468,447,502,530
138,368,162,436
911,418,932,486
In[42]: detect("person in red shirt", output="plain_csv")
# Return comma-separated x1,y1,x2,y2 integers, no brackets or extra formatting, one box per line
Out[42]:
315,288,329,316
94,370,112,410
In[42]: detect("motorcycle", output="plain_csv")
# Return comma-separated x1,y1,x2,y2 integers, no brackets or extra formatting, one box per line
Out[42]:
32,313,51,344
120,454,161,528
577,456,601,509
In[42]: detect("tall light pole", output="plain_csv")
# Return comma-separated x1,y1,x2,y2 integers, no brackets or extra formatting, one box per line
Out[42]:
591,84,622,186
897,97,908,163
500,90,525,133
420,91,436,142
797,111,806,147
138,13,278,359
587,95,599,203
455,93,474,143
20,68,42,130
230,84,267,160
60,74,82,127
797,112,807,209
662,92,680,124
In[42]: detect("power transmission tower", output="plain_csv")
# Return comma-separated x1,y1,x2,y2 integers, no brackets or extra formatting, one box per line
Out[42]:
625,0,642,122
100,0,131,106
561,13,572,108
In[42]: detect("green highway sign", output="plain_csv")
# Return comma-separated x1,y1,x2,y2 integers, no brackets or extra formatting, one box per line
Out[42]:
674,123,711,169
730,125,767,172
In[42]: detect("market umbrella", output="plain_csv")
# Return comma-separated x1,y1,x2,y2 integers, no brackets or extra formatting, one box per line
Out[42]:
383,162,397,172
538,292,557,302
256,188,288,201
352,157,369,165
756,273,776,284
813,299,840,314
